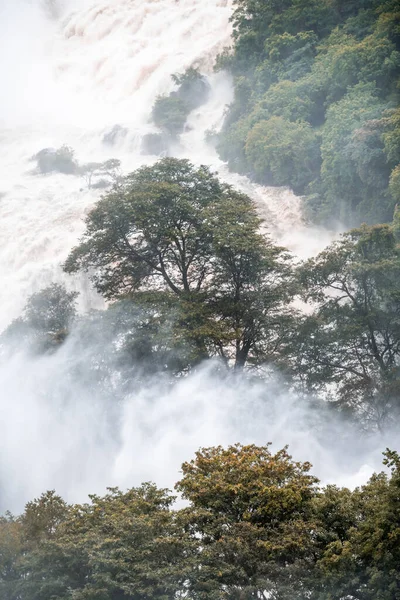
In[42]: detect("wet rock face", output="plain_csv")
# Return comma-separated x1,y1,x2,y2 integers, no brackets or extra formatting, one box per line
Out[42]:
141,132,169,156
102,125,128,146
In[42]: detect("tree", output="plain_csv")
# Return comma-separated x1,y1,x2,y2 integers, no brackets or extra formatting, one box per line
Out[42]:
22,283,78,336
151,69,209,137
319,83,390,224
81,158,121,189
259,78,316,122
64,158,295,369
33,145,78,175
316,450,400,600
19,484,186,600
176,443,319,599
217,0,400,227
293,224,400,430
20,490,70,546
3,447,400,599
0,514,23,600
2,283,78,352
152,94,189,136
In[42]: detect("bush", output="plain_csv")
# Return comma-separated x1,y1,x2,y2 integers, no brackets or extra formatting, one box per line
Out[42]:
151,68,210,137
151,95,188,136
33,145,78,175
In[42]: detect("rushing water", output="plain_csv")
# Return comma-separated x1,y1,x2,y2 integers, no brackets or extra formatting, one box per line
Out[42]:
0,0,332,329
0,0,376,512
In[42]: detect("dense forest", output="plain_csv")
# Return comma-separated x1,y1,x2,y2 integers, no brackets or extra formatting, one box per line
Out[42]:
2,0,400,598
215,0,400,227
1,444,400,599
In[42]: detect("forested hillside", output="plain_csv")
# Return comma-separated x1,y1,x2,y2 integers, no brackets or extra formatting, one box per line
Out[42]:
216,0,400,226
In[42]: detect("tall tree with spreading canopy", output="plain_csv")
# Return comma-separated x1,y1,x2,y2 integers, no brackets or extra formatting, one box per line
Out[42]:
64,158,295,369
176,443,319,599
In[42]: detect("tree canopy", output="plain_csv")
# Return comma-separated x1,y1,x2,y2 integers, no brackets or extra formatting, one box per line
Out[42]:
2,445,400,599
216,0,400,226
291,223,400,430
64,158,296,370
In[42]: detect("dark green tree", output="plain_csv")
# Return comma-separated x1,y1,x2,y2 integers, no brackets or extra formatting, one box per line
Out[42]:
217,0,400,227
2,283,78,351
64,158,295,369
293,224,400,430
18,485,187,600
0,514,23,600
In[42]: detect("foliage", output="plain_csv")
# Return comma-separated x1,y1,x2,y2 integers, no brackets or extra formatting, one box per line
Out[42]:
0,514,23,600
390,164,400,204
64,158,296,369
216,0,400,226
291,224,400,430
33,145,78,175
245,115,321,192
151,68,210,137
80,158,121,189
2,284,78,351
22,283,78,335
32,146,122,189
315,450,400,599
151,94,189,136
4,445,400,599
177,443,319,599
318,83,392,224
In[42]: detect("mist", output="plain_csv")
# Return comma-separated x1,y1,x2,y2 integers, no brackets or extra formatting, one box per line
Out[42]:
0,299,395,514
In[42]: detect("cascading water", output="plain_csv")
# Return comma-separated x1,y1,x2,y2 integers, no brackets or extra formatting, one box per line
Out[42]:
0,0,371,512
0,0,331,328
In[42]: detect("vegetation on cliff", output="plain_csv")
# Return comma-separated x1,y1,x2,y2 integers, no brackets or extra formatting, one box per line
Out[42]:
216,0,400,227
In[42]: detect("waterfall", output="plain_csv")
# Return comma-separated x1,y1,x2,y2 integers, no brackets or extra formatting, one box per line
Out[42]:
0,0,364,513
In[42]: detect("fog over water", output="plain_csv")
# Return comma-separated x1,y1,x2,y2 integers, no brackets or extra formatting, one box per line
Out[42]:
0,0,393,513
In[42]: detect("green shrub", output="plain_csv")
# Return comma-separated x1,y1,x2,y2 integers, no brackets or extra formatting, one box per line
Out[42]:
151,68,210,137
152,95,188,136
33,145,78,175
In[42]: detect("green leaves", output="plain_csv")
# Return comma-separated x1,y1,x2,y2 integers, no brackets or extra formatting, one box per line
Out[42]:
218,0,400,226
245,116,321,192
292,223,400,430
3,446,400,599
151,68,209,137
64,158,295,370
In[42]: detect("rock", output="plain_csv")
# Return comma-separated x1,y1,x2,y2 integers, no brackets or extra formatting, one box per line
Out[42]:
141,132,169,156
102,125,128,146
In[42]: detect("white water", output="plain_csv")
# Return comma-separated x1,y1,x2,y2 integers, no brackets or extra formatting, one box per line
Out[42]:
0,0,332,329
0,0,371,512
